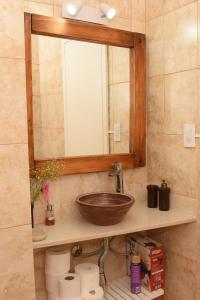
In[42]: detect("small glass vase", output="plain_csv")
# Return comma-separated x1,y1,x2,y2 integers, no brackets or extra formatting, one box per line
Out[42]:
31,202,47,242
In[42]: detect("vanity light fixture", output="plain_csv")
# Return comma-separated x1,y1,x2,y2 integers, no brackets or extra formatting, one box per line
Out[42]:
100,3,117,20
62,1,117,24
64,0,82,16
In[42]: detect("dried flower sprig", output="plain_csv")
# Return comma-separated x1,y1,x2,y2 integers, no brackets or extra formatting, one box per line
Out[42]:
30,160,64,205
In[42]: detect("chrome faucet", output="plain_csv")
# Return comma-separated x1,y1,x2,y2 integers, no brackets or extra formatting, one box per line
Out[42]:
109,162,124,193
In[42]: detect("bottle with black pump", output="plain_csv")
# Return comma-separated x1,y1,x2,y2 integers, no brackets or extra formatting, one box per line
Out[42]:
159,180,170,211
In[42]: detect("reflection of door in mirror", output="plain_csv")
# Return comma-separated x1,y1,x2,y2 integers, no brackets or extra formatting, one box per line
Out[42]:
62,40,108,156
32,35,130,160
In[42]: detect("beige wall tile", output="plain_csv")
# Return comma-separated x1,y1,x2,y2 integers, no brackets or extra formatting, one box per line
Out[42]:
124,167,147,190
53,4,61,16
147,133,165,185
165,250,197,300
196,261,200,300
109,46,130,84
147,75,164,134
53,0,97,6
0,144,31,228
38,35,62,63
198,0,200,65
28,0,53,4
164,69,198,134
24,0,54,15
164,0,195,14
40,94,64,129
110,82,130,133
146,0,164,21
0,225,35,300
146,16,164,77
107,17,131,31
0,58,28,144
164,3,197,74
39,58,63,96
32,63,41,97
112,132,129,153
0,0,25,59
33,97,42,128
33,127,43,160
147,134,198,198
164,222,200,262
132,20,145,33
31,35,40,65
40,128,65,158
132,0,145,22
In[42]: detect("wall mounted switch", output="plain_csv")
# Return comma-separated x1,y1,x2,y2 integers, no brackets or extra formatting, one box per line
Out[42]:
183,124,195,147
114,123,121,142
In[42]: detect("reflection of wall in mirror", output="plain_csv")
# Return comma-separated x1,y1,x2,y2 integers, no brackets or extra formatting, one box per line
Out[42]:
32,36,130,160
108,46,130,154
32,35,65,160
62,40,109,156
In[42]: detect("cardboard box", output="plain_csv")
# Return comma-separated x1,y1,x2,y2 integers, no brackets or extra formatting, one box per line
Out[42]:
127,234,165,292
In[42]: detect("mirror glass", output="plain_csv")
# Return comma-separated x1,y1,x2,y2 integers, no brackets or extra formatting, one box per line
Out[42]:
32,35,130,159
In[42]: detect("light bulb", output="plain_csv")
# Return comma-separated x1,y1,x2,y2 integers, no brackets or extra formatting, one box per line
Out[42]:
100,3,117,20
106,8,116,20
66,4,77,15
65,0,82,16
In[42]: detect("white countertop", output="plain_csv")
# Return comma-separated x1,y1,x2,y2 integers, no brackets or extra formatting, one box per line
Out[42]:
33,197,197,249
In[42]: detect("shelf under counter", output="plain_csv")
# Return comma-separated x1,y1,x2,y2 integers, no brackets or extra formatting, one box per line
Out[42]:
33,197,197,249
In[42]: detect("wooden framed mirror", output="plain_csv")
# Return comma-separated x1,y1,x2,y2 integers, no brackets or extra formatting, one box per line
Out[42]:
24,13,146,175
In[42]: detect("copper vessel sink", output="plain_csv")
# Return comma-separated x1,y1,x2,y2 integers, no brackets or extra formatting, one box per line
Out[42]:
76,192,135,226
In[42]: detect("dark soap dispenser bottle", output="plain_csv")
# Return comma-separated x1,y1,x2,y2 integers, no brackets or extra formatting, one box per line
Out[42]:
159,180,170,211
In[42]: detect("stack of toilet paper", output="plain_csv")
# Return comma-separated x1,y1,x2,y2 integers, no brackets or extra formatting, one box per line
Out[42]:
75,263,104,300
45,248,71,300
58,273,81,300
45,250,104,300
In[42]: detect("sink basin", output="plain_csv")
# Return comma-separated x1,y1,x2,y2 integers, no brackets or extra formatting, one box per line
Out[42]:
76,192,135,226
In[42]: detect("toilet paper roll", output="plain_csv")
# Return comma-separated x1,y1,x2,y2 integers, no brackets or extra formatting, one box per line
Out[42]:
58,273,81,300
75,263,99,293
45,272,61,293
82,287,104,300
45,248,70,274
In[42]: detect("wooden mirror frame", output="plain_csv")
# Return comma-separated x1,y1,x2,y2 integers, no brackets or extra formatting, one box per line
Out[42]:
24,13,146,175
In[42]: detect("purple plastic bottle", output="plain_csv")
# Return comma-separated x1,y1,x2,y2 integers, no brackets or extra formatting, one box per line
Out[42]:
130,255,141,294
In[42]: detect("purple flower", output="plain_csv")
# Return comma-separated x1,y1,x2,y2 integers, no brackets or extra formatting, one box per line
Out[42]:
43,182,49,202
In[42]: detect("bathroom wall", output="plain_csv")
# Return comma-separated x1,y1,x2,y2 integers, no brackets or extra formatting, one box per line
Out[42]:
0,1,146,300
0,1,36,299
108,46,130,153
28,0,146,227
32,35,65,159
3,1,200,300
29,2,146,299
146,1,200,299
29,0,146,300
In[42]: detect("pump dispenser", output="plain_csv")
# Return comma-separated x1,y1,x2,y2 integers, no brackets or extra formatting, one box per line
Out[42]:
159,180,170,211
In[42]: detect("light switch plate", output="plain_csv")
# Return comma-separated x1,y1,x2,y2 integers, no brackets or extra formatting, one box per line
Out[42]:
114,123,121,142
183,124,195,147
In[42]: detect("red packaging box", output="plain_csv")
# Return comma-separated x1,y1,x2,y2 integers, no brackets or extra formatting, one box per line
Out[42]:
128,234,165,292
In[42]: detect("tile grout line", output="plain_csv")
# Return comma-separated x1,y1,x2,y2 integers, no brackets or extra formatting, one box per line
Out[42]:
146,0,197,22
